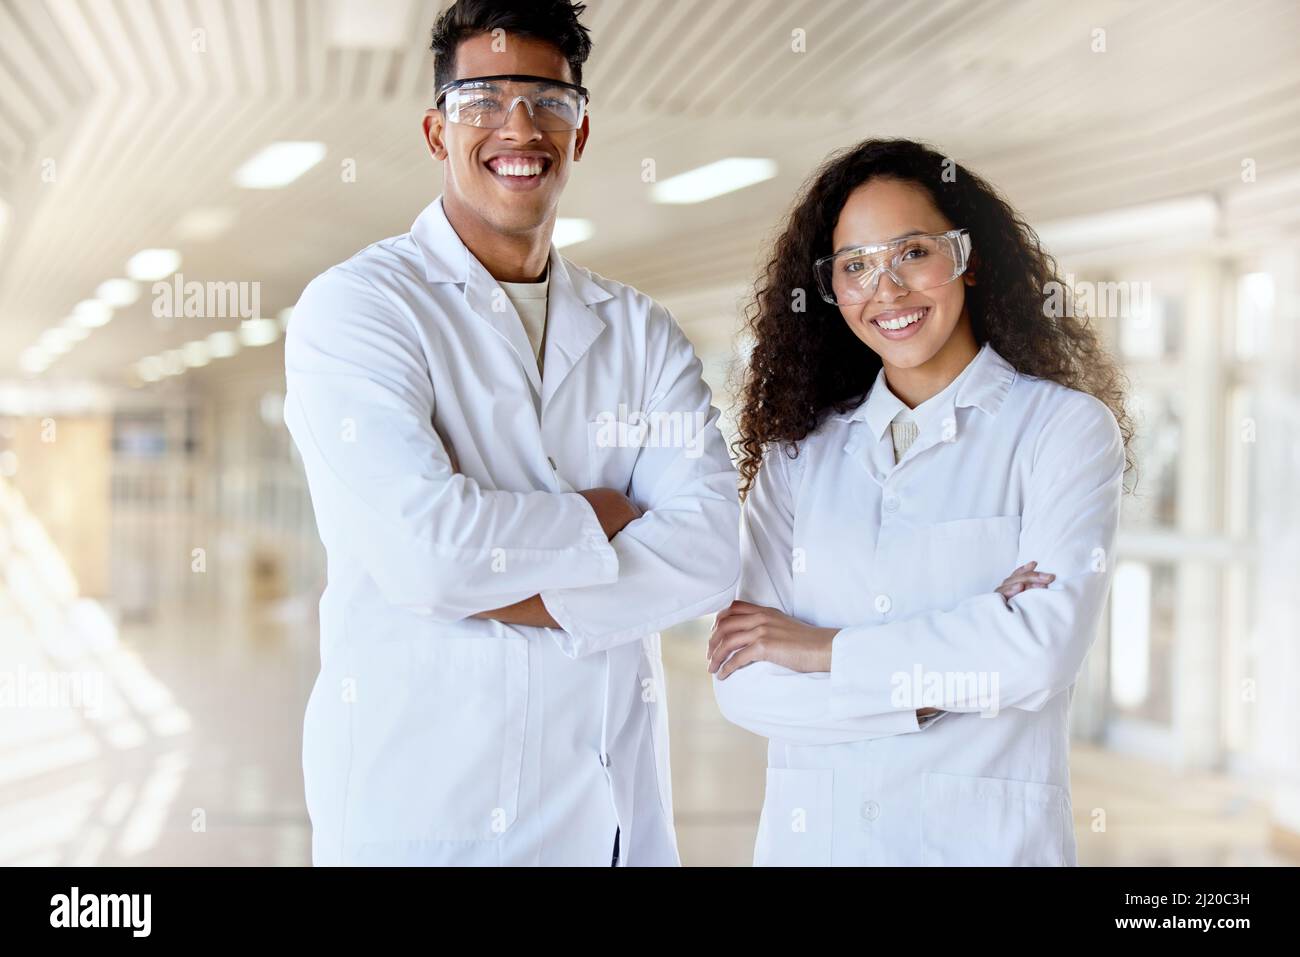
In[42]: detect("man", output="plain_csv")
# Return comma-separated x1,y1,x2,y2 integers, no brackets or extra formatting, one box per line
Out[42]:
283,0,740,866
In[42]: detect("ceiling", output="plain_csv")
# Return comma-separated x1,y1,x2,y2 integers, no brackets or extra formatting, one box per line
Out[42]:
2,0,1299,384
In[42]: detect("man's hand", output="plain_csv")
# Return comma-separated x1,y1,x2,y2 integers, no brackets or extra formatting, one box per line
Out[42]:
707,600,837,679
579,487,642,540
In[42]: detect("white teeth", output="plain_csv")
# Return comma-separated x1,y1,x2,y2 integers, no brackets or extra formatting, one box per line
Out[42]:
493,159,543,177
877,309,926,331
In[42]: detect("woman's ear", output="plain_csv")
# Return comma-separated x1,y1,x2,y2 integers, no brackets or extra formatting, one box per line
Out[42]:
964,251,977,286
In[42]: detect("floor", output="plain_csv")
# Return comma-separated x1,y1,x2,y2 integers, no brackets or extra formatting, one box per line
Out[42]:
1,596,1294,867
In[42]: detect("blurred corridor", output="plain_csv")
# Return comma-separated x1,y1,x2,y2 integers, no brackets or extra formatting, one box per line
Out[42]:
2,594,1296,865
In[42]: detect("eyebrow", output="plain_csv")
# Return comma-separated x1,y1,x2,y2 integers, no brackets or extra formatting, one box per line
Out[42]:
833,230,927,255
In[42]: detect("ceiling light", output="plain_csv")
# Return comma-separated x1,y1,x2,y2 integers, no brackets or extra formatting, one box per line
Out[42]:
137,356,165,382
207,331,241,358
651,158,778,205
71,299,114,328
277,307,294,330
238,318,281,347
182,341,211,367
161,351,186,376
96,279,140,307
59,321,92,341
554,218,595,249
126,249,182,281
234,142,327,189
174,207,238,242
20,349,50,374
40,329,78,354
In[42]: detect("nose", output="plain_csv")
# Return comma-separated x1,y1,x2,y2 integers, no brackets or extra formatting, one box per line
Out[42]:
499,97,542,141
872,268,907,302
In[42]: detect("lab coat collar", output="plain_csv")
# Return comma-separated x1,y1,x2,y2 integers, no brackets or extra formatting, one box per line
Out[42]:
840,342,1016,442
860,374,910,443
540,248,611,411
410,196,613,308
411,196,613,406
412,196,472,285
954,342,1017,418
838,343,1016,486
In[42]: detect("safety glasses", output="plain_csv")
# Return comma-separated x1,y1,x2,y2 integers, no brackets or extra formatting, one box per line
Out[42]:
814,229,972,306
435,73,590,132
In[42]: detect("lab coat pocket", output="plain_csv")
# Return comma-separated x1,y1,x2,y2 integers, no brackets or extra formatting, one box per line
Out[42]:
753,767,835,867
925,515,1021,610
920,771,1069,866
347,636,528,844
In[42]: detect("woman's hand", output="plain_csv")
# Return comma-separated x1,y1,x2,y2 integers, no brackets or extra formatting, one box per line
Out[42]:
996,561,1055,604
707,600,838,679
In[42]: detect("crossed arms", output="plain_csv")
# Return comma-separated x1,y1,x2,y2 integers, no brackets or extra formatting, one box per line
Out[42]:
709,396,1125,746
283,268,741,657
471,487,643,628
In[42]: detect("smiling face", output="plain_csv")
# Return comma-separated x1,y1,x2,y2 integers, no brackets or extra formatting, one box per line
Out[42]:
423,32,588,239
831,177,976,375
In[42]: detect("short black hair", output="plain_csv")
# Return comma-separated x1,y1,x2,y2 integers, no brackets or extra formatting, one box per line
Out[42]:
430,0,594,95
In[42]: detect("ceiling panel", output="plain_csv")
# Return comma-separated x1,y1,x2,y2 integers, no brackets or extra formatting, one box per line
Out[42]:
0,0,1297,383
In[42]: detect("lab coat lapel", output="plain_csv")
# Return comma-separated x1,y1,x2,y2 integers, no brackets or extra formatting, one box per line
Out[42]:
840,380,899,489
845,427,895,489
540,248,608,414
412,196,611,412
413,196,544,398
464,262,543,399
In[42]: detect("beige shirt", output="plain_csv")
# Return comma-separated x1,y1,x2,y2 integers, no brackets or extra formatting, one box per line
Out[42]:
885,354,984,465
890,415,919,464
499,272,550,374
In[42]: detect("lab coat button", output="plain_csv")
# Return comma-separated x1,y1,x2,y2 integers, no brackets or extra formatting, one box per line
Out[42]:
861,800,880,821
874,594,892,614
883,494,899,512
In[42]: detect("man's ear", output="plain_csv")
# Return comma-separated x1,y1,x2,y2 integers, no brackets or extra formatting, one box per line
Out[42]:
423,108,449,161
573,113,590,163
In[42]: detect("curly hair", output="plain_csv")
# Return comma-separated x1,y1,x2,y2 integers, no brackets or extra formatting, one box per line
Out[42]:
733,138,1134,497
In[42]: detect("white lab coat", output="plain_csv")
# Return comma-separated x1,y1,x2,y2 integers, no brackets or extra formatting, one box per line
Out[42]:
713,344,1125,866
285,197,740,866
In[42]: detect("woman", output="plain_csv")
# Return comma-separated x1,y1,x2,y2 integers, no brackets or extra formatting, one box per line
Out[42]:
708,138,1132,866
